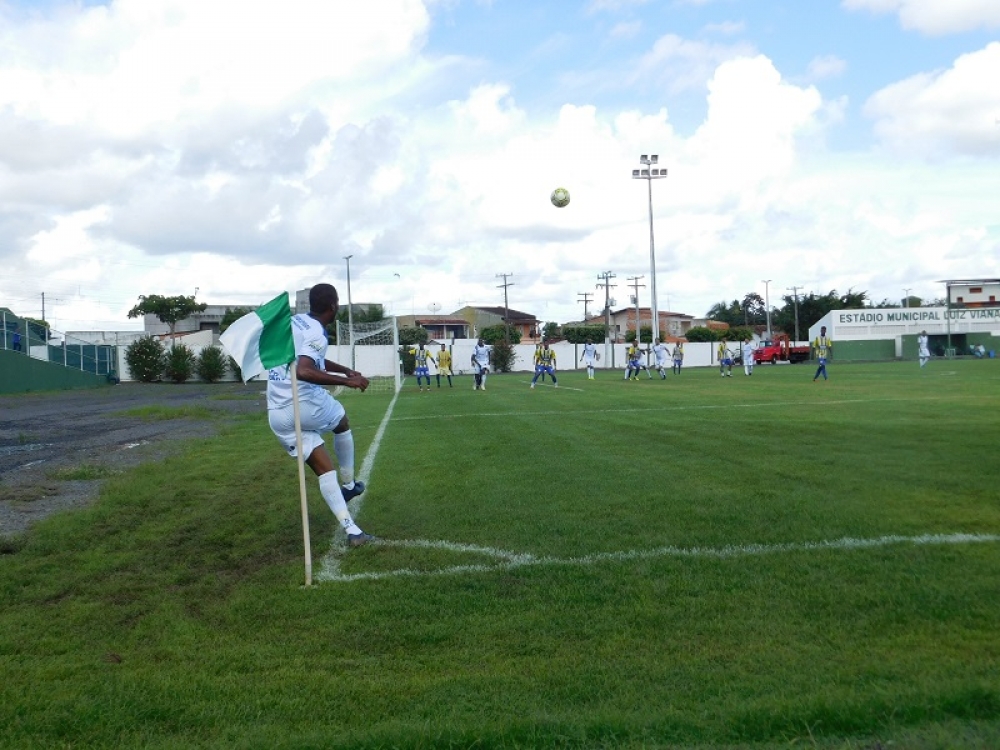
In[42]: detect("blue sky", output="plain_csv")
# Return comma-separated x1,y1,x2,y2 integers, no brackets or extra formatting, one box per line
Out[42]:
0,0,998,331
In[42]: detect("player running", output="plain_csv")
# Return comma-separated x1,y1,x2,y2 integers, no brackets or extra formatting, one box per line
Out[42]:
651,338,670,379
624,341,651,380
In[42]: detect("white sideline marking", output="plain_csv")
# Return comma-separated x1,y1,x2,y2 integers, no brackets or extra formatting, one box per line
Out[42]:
318,386,400,580
316,532,1000,584
388,395,946,423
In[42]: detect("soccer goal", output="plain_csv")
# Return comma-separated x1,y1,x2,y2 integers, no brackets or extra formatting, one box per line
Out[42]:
334,317,401,394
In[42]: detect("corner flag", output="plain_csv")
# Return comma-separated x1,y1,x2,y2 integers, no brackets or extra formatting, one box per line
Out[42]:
219,292,295,381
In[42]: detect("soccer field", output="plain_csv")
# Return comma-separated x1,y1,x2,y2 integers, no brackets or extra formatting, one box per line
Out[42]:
2,361,999,749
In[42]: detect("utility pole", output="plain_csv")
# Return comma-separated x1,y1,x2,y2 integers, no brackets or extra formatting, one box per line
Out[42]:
762,279,772,339
903,288,911,308
496,273,514,343
577,291,593,322
627,276,645,342
787,285,802,343
596,271,616,365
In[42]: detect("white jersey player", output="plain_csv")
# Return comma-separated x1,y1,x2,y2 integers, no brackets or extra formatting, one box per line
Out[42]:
580,340,598,379
266,283,374,547
471,338,491,390
651,339,670,379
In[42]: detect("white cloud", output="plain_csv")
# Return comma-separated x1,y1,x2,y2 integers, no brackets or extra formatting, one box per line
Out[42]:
630,34,758,94
0,1,997,332
864,43,1000,157
702,21,745,36
842,0,1000,34
806,54,847,81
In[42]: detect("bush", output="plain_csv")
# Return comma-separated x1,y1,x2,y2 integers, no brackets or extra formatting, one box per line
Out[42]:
481,325,521,345
490,340,517,373
164,343,196,383
562,325,606,344
196,346,228,383
684,326,721,342
124,337,166,382
228,356,243,382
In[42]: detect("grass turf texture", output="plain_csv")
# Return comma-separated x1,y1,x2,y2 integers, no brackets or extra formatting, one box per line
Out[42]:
1,361,998,749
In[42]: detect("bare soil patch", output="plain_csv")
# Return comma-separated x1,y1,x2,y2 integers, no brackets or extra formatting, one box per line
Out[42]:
0,382,266,537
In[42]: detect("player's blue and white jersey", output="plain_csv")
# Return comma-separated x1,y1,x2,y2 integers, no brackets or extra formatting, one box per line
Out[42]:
266,313,329,411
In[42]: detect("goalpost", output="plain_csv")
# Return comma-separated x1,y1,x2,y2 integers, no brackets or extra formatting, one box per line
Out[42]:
335,317,402,394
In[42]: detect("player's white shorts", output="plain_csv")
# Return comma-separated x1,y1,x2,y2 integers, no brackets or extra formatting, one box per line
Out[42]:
475,362,489,374
268,392,346,459
655,358,667,369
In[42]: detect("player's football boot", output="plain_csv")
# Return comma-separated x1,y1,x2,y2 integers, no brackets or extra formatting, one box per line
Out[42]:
348,532,377,548
342,480,366,503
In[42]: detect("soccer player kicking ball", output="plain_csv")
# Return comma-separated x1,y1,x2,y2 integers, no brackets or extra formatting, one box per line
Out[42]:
266,283,374,548
530,342,558,388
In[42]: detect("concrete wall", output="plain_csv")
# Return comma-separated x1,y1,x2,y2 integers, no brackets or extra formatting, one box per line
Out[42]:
0,350,111,394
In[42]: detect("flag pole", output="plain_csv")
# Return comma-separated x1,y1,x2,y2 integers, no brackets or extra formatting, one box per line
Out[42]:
290,363,313,586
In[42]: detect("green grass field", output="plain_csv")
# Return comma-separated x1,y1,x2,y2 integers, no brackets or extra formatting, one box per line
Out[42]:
2,360,999,749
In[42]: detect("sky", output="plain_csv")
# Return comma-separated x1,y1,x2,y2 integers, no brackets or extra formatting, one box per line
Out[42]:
1,0,998,333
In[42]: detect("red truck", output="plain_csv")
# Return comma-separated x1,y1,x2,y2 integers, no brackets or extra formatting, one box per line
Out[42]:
754,333,811,364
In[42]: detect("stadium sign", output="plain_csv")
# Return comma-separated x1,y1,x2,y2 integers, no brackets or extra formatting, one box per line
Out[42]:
836,307,1000,327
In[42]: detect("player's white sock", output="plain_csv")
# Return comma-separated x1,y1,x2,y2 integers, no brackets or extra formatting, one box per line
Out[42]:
319,472,362,535
334,431,355,487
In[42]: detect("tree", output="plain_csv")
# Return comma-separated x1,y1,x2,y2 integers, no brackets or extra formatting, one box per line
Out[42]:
542,321,560,340
706,299,744,327
481,324,521,345
128,295,208,337
23,317,52,341
220,307,252,334
684,326,720,342
562,325,606,344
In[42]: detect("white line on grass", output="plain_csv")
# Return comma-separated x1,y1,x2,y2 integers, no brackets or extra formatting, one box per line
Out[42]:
387,395,947,423
523,379,585,392
318,386,401,580
315,532,1000,583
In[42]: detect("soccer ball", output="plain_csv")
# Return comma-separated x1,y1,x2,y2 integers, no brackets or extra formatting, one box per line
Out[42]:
550,187,570,208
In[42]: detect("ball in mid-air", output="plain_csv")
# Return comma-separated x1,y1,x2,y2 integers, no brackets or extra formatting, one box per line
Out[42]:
550,187,570,208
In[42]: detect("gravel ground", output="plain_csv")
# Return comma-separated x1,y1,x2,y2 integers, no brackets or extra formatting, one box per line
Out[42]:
0,382,267,537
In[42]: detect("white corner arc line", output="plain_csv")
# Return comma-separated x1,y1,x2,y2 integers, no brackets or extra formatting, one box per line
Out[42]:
318,386,401,580
315,532,1000,583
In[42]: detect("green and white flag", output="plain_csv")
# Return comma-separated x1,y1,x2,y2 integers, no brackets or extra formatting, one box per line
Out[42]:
219,292,295,382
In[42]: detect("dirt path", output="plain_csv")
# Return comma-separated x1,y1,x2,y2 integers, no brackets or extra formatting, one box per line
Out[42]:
0,382,266,537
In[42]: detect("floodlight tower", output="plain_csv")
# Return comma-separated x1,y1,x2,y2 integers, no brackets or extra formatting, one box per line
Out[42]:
632,155,667,343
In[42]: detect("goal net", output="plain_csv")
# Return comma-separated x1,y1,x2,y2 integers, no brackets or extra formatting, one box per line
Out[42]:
334,317,401,394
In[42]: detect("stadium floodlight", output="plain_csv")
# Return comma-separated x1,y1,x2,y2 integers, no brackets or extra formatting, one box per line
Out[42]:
903,288,911,308
632,155,667,343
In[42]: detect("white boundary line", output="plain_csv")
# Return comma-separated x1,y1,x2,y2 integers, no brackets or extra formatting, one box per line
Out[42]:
317,532,1000,584
386,395,948,423
318,385,400,579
